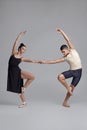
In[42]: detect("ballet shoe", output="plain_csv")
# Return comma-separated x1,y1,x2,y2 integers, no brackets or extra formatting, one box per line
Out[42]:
18,102,27,108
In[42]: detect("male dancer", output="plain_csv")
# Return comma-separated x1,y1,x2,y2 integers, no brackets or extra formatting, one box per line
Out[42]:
41,28,82,107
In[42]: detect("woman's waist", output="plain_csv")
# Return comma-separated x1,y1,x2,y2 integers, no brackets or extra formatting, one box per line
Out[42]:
8,64,20,69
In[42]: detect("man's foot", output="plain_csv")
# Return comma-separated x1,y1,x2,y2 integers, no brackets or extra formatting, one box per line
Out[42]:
62,102,70,108
18,102,27,108
68,90,73,96
67,87,73,96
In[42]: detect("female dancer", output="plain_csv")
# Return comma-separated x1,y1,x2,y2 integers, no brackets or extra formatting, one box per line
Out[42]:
7,31,39,108
40,28,82,107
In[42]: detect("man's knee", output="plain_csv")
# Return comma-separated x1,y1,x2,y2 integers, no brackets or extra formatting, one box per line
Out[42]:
58,74,65,81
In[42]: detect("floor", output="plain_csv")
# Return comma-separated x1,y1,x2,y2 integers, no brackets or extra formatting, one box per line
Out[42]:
0,98,87,130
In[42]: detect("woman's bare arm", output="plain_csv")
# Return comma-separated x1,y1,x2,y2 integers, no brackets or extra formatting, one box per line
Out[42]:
22,58,40,63
12,31,26,55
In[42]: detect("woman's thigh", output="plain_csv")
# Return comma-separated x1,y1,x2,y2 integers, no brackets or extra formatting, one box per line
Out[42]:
21,70,35,80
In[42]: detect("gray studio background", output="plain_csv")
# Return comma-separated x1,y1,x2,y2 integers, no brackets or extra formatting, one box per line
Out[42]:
0,0,87,104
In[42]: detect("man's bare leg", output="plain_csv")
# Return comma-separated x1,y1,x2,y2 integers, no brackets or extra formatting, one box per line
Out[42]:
63,85,74,107
58,74,73,95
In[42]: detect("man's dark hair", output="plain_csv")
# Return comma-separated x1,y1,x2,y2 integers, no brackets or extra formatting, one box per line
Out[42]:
60,44,68,51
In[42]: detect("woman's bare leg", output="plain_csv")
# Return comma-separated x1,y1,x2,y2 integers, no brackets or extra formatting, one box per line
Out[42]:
18,71,35,107
19,93,26,102
18,93,27,108
21,71,35,92
58,74,73,95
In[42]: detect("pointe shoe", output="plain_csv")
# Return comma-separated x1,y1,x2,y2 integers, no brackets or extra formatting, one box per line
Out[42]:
18,102,27,108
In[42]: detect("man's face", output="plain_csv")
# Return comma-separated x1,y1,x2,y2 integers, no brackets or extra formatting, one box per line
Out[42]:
61,48,70,56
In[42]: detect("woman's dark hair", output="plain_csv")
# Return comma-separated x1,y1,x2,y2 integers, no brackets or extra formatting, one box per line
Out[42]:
18,43,26,51
60,44,68,51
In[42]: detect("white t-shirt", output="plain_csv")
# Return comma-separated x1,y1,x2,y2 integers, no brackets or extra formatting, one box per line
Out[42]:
64,49,82,70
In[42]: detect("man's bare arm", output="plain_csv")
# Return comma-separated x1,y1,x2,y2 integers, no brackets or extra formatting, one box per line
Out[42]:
41,58,65,64
56,28,75,49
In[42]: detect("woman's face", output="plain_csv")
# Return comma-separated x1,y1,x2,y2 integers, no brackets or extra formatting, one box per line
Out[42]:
19,46,27,54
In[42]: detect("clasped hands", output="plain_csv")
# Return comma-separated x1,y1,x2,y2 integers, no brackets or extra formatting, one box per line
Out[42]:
32,60,46,64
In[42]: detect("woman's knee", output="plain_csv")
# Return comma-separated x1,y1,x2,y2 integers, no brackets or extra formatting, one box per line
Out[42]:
21,71,35,80
27,74,35,80
31,75,35,80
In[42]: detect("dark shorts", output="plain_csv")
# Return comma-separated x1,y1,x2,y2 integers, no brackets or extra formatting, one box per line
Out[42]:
62,69,82,87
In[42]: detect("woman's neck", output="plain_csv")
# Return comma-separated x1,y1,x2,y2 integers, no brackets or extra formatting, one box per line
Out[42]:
14,52,22,58
17,52,22,56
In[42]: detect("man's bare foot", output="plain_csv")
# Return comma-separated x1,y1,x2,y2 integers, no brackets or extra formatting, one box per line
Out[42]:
63,102,70,108
68,90,73,96
67,87,73,96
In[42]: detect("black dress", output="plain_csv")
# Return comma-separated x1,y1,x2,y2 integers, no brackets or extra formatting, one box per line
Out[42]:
7,55,23,93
